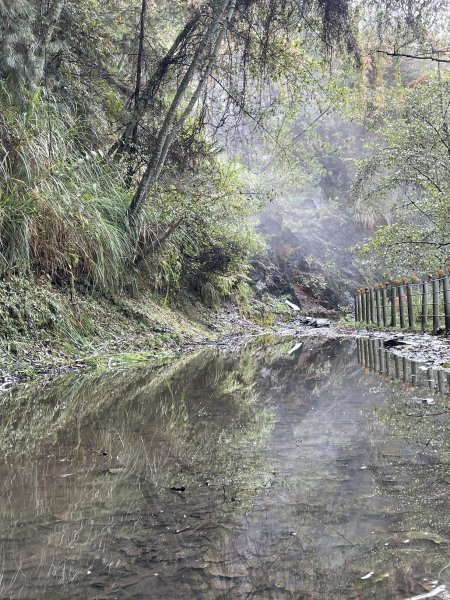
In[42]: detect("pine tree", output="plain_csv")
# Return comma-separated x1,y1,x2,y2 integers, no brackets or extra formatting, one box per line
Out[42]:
0,0,39,87
0,0,65,90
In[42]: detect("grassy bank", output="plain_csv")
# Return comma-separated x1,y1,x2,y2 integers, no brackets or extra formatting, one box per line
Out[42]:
0,86,277,383
0,275,295,383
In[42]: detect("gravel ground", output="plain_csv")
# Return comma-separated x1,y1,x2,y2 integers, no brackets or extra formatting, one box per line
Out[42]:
290,321,450,372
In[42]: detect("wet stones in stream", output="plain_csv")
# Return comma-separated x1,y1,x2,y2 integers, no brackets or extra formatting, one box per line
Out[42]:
297,316,331,328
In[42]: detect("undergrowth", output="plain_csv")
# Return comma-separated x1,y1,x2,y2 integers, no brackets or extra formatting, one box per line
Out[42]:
0,83,264,308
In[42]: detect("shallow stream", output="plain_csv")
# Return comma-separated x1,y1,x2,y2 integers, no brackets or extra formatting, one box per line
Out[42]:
0,336,449,599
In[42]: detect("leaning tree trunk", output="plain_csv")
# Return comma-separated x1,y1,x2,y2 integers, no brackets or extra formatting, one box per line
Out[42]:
110,9,202,161
36,0,66,83
125,0,147,185
127,0,237,225
132,0,147,128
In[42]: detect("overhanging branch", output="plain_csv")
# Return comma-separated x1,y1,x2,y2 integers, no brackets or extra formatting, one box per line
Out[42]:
376,49,450,63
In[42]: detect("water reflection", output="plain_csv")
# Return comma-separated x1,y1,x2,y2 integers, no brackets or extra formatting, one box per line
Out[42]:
357,336,450,396
0,336,448,599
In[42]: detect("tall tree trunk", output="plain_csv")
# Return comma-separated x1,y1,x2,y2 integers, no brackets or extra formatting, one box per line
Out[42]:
126,0,147,185
110,9,201,160
128,0,237,224
42,0,65,47
36,0,65,83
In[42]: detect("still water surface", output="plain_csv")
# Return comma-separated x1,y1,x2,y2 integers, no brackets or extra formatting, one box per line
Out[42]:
0,336,449,599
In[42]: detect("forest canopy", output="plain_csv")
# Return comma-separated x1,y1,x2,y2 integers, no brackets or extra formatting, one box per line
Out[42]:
0,0,448,303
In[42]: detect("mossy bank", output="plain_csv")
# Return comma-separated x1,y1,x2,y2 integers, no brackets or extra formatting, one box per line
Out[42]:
0,276,295,384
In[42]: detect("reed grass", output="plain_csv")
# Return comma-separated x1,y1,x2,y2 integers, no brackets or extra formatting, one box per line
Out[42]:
0,83,263,304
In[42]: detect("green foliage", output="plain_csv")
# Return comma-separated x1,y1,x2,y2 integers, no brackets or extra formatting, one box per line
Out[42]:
354,72,450,276
0,0,39,87
0,81,264,306
132,159,266,306
0,84,133,290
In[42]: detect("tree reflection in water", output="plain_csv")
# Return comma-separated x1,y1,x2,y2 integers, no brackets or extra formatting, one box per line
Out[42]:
0,336,448,599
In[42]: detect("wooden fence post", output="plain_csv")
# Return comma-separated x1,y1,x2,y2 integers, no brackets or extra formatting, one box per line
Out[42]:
398,283,405,328
358,292,363,322
368,338,374,370
427,368,434,390
354,294,358,321
369,287,375,323
375,286,382,326
385,349,390,376
437,370,445,395
363,338,369,368
432,276,440,333
365,289,370,325
381,285,388,326
378,343,384,373
443,272,450,333
394,355,401,379
406,282,414,328
372,340,379,371
390,285,396,327
411,362,417,385
361,290,366,322
421,280,428,331
402,357,408,383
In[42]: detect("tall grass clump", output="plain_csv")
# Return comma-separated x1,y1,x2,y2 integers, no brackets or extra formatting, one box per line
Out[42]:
0,84,132,291
0,84,265,307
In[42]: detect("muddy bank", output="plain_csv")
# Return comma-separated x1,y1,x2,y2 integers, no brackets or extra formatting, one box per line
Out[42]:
0,307,267,390
0,276,292,388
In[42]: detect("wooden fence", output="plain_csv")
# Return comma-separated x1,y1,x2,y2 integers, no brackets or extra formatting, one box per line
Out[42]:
354,268,450,334
357,337,450,395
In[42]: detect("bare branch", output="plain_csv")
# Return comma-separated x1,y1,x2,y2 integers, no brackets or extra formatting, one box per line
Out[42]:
376,49,450,63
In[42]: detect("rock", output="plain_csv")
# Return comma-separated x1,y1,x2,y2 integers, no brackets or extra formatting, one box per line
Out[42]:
285,300,301,311
296,316,330,328
313,318,331,328
287,342,303,355
383,339,407,348
297,316,318,325
0,381,15,391
297,316,313,324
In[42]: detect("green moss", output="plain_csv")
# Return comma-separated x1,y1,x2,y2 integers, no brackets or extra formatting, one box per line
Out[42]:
253,312,276,327
0,276,235,377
